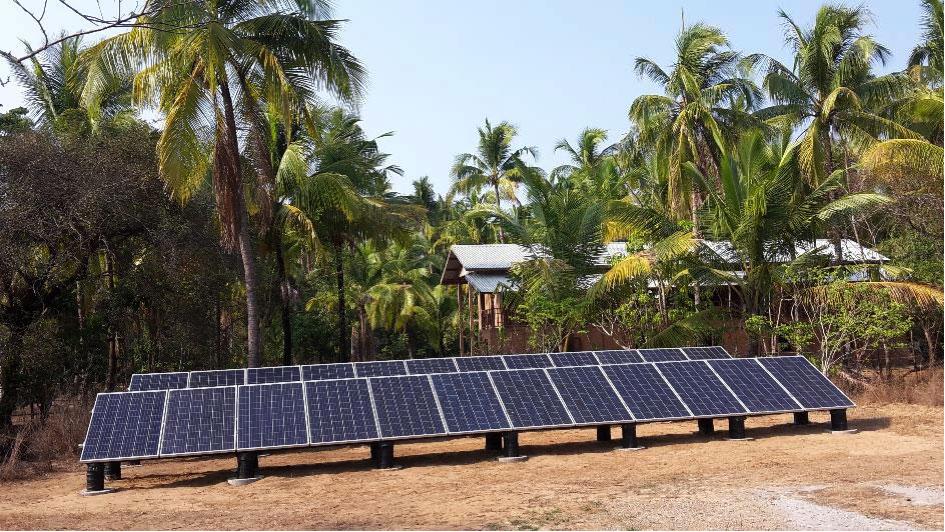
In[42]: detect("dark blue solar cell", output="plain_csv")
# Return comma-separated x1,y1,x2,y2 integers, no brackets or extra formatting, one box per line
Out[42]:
189,369,245,388
595,350,645,365
708,359,801,413
656,361,747,416
758,356,854,409
160,387,236,456
638,348,688,362
405,358,458,375
237,382,309,450
549,351,599,367
246,365,301,385
455,356,506,372
489,369,573,429
502,353,553,369
602,364,691,421
546,366,632,424
430,372,510,433
369,376,446,438
306,379,379,444
302,363,355,381
354,360,407,378
81,391,166,462
683,346,732,360
128,372,188,392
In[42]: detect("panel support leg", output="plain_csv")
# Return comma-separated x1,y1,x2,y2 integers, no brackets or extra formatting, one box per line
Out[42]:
726,416,751,440
485,432,503,451
830,409,857,434
498,431,527,462
369,442,380,466
377,441,400,470
81,463,112,495
617,423,645,451
105,461,122,481
596,425,612,442
697,418,715,436
793,412,809,426
228,452,262,485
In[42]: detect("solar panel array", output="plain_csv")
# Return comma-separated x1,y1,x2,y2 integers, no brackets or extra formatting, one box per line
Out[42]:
83,355,853,463
128,347,733,391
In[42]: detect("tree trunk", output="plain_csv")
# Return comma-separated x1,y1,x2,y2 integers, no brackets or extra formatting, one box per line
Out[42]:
493,181,505,243
0,328,23,431
334,243,349,363
275,236,293,366
691,188,701,307
238,222,262,368
105,250,119,392
219,78,261,369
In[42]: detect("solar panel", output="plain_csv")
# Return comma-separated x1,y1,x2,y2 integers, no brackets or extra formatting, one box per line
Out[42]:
708,359,802,413
246,365,301,385
502,353,553,369
594,350,645,365
301,363,355,381
305,379,379,444
549,351,599,367
455,356,506,372
80,391,166,462
128,372,188,392
237,382,309,450
189,369,245,388
683,346,732,360
489,369,573,429
369,376,447,438
758,356,854,409
160,387,236,456
429,372,510,433
656,361,747,417
353,360,407,378
638,348,688,362
546,366,632,424
405,357,459,375
602,364,691,420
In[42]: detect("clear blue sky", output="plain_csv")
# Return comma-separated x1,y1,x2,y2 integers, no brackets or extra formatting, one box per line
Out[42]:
0,1,924,195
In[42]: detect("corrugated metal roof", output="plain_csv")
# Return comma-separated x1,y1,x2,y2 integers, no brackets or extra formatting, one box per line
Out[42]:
701,239,888,264
465,272,512,293
449,244,538,270
441,238,887,290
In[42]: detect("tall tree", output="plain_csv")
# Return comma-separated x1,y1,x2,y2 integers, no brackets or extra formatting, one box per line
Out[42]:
747,5,919,187
82,0,365,367
908,0,944,87
450,119,537,242
629,22,761,228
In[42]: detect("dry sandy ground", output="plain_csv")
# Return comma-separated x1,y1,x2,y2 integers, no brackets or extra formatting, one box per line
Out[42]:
1,404,942,530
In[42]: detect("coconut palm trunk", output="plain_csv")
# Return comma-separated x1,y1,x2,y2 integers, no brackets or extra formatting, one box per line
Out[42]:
493,181,505,243
334,241,349,363
220,78,261,368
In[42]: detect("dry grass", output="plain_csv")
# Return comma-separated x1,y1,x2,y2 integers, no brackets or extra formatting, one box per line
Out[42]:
851,367,944,406
0,398,91,481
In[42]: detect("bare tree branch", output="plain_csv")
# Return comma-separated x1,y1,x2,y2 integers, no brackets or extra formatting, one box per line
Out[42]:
3,1,198,65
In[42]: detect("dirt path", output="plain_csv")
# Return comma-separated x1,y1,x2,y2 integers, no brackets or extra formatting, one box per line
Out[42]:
1,404,941,530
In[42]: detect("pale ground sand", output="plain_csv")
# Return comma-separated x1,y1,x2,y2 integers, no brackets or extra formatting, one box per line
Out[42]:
0,404,941,530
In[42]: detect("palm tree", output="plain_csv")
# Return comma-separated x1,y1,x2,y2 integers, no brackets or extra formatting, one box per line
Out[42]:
630,22,761,227
3,35,130,132
746,5,919,187
551,128,615,181
82,1,365,367
450,119,537,242
685,132,891,354
908,0,944,87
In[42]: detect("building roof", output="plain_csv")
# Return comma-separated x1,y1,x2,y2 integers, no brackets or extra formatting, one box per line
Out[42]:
441,238,888,293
